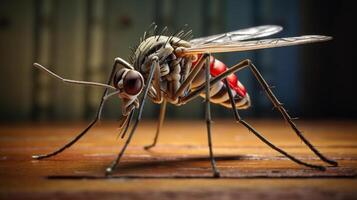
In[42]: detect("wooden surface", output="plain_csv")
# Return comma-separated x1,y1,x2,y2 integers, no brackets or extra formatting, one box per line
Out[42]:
0,120,356,199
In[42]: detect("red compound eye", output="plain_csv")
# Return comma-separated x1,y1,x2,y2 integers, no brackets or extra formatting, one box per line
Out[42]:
123,70,143,95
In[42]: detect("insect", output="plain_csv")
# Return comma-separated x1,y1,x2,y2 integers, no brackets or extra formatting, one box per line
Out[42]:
33,23,338,177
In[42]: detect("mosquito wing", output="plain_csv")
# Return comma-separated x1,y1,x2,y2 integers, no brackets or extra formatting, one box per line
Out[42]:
183,35,332,55
189,25,283,45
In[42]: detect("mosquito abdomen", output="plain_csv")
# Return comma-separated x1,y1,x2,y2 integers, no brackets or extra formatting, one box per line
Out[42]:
191,55,251,109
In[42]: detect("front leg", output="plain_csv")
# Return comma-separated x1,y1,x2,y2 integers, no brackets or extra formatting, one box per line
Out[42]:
32,57,129,160
106,57,158,175
150,59,163,103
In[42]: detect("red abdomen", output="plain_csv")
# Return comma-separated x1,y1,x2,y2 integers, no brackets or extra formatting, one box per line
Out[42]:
191,55,251,109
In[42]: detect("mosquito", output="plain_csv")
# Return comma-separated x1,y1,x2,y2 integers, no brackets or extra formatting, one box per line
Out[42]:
32,23,338,177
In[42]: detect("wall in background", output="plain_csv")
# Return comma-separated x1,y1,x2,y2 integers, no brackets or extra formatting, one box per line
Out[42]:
0,0,355,121
0,1,34,121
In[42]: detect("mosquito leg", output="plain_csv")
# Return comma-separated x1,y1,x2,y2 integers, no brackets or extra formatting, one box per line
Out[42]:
180,58,337,167
179,59,251,104
144,99,167,150
151,59,162,103
179,57,336,169
144,55,207,150
204,54,220,177
245,61,337,166
119,110,135,139
32,57,129,160
224,79,326,170
172,54,210,100
105,58,157,175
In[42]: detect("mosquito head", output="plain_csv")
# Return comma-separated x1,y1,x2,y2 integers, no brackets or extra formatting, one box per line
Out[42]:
113,68,144,97
112,67,144,116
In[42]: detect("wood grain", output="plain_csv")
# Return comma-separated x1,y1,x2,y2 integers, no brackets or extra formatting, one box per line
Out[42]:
0,120,356,199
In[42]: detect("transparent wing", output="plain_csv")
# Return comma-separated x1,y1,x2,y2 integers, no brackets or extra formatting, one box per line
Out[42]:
189,25,283,45
183,35,332,55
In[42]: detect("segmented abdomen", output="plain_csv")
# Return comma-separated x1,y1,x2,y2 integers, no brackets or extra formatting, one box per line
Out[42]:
191,56,251,109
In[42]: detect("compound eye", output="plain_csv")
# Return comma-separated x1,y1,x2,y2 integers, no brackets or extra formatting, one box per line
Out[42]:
123,70,143,95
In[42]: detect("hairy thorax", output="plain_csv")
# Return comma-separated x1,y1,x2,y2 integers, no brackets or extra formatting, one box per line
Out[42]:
131,36,194,104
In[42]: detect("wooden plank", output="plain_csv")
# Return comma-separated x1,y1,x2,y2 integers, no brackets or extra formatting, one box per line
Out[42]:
0,120,356,199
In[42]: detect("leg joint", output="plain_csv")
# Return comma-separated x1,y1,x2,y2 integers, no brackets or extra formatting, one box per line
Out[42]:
235,117,243,123
114,57,133,69
114,57,121,63
245,59,252,66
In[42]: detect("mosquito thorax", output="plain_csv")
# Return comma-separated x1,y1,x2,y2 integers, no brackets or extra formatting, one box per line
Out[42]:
131,36,191,76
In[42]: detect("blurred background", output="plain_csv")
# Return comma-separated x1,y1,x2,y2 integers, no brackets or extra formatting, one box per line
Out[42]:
0,0,355,122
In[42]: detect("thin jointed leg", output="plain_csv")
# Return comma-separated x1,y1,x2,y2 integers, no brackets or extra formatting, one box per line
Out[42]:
247,62,337,166
152,60,162,103
204,54,220,177
106,58,157,174
224,79,325,170
117,110,135,139
173,54,210,100
144,100,167,150
180,59,337,167
180,60,252,103
143,55,209,150
32,58,125,159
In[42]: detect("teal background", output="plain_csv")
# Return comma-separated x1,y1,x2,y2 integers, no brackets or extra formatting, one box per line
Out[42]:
0,0,355,121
